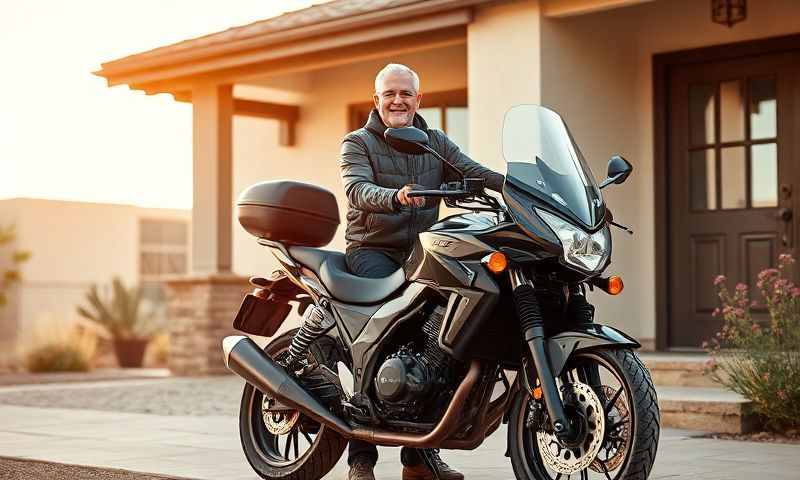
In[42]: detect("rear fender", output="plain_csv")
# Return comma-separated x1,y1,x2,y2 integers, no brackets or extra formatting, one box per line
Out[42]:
547,324,640,377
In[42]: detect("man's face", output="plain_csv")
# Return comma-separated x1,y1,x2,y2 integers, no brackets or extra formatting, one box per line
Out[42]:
373,71,422,128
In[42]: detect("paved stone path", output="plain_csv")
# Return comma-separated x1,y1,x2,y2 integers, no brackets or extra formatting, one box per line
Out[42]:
0,378,797,479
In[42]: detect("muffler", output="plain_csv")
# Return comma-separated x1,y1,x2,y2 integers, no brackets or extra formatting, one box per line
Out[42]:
222,336,352,435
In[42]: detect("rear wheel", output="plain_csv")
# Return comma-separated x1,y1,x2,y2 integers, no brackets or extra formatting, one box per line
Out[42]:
508,348,659,480
238,329,347,480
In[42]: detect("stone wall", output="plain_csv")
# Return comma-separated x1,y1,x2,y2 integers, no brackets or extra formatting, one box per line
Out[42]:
165,274,250,375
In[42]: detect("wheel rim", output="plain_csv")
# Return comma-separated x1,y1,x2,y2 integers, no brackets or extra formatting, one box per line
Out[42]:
247,347,324,468
516,351,635,480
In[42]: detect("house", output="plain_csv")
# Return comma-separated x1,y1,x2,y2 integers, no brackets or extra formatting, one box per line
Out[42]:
0,198,190,368
95,0,800,375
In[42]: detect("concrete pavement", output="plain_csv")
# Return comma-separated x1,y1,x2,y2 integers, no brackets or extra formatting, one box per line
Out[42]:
1,402,798,479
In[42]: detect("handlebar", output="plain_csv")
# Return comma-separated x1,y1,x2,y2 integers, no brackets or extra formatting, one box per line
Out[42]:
407,189,471,198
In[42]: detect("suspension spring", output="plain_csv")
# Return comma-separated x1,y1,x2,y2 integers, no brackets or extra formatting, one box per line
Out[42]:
285,304,331,367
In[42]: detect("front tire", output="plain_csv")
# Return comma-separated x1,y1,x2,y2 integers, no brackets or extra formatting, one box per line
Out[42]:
238,329,347,480
508,348,659,480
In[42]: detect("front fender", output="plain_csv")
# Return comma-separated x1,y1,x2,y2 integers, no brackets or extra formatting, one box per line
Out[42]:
547,324,640,376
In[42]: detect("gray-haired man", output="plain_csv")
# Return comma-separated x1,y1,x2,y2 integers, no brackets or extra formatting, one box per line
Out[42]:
339,63,504,480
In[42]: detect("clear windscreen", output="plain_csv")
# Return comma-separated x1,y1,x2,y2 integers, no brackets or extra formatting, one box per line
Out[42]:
502,105,603,228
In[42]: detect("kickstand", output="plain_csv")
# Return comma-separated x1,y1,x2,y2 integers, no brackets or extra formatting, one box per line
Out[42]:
419,449,442,480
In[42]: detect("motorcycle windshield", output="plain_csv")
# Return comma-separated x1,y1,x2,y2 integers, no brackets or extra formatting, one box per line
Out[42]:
502,105,603,229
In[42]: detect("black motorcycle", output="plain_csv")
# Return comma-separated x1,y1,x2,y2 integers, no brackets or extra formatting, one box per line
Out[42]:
222,105,659,480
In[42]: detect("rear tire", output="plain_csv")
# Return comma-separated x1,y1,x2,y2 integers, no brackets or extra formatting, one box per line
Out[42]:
508,348,659,480
238,329,347,480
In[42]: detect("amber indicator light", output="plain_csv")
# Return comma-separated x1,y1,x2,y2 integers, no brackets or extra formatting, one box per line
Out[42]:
483,251,508,274
532,386,543,400
607,275,624,295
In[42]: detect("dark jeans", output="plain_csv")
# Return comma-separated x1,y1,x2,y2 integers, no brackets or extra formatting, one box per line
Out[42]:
344,248,423,467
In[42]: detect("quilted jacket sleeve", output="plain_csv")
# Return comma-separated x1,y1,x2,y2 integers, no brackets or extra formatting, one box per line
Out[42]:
435,131,505,192
340,134,399,213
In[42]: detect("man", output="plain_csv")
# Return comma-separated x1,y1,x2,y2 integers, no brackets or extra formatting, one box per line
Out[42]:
339,63,504,480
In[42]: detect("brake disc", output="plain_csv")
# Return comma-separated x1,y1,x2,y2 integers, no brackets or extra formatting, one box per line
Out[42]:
535,382,605,475
590,385,630,473
262,396,300,435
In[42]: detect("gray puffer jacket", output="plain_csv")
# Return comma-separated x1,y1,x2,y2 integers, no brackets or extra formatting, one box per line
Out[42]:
340,109,504,256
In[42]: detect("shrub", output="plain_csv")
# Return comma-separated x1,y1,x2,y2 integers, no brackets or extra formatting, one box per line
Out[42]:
76,277,158,340
0,223,30,308
707,253,800,429
23,322,97,373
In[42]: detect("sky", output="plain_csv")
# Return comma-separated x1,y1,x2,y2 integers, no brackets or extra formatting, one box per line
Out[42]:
0,0,326,209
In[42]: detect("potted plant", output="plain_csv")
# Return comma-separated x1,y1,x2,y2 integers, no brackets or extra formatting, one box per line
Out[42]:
77,277,157,368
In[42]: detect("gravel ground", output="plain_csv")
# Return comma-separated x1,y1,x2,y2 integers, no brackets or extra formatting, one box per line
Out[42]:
0,377,244,417
0,457,194,480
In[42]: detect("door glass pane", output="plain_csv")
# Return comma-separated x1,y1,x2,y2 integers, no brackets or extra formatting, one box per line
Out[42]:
418,107,442,130
720,80,745,142
721,146,746,209
445,107,469,154
689,84,715,145
690,149,717,210
750,77,777,140
751,143,778,208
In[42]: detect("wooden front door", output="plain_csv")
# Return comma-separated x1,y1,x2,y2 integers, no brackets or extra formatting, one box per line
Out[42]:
667,50,800,349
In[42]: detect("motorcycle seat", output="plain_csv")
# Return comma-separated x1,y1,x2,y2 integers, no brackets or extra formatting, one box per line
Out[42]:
287,246,406,304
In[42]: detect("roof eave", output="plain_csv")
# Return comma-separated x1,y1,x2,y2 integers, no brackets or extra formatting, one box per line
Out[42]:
95,0,492,88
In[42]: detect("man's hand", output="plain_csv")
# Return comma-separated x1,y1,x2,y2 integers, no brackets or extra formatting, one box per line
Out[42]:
397,184,425,208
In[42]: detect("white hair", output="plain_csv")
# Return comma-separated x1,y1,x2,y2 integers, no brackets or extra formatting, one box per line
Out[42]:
374,63,420,93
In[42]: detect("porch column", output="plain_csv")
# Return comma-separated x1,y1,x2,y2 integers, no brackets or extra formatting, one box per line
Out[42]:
467,0,542,174
191,83,233,274
166,83,249,375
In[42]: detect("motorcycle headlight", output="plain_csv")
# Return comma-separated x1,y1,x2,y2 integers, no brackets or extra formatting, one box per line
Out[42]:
536,209,610,272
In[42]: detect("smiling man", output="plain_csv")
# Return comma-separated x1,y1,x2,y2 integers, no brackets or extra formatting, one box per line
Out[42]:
339,64,504,480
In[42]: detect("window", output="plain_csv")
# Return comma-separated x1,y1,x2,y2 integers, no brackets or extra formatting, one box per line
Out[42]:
688,77,778,211
348,88,469,153
139,219,189,281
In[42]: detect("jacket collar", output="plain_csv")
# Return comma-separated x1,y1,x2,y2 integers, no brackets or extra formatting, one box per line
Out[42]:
365,108,429,139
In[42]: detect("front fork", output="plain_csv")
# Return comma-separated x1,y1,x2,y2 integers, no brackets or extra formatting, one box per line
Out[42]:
510,268,576,443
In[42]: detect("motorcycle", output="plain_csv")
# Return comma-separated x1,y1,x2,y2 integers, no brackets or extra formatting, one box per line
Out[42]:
222,105,660,480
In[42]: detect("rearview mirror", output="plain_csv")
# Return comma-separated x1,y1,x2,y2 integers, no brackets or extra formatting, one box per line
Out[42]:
599,155,633,189
385,127,430,155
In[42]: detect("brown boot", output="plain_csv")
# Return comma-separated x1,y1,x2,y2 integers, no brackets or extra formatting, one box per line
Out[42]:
348,454,376,480
402,450,464,480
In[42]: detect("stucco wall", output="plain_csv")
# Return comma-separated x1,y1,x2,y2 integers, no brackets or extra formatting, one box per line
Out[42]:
0,198,190,352
232,44,468,278
468,0,542,174
539,0,800,342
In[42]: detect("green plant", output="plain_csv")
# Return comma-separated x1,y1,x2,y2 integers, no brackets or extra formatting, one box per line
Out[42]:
707,253,800,429
0,224,31,307
76,277,157,340
23,321,97,373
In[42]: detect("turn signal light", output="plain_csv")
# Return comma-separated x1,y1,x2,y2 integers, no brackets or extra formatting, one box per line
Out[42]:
532,386,543,400
483,251,508,274
591,275,624,295
607,276,624,295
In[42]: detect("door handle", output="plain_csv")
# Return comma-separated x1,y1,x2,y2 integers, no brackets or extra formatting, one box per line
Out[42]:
777,208,793,247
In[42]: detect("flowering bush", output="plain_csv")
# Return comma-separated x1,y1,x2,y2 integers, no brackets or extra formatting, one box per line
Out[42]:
707,253,800,429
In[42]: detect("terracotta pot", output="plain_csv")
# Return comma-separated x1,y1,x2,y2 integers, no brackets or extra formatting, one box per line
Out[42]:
113,338,149,368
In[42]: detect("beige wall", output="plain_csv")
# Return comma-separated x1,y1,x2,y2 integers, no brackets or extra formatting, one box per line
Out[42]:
468,0,542,174
232,44,468,277
539,0,800,341
0,198,190,351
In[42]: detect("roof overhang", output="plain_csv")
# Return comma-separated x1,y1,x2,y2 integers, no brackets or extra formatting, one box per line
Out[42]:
95,0,493,96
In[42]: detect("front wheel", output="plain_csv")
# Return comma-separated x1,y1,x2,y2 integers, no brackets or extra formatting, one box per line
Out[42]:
508,348,660,480
238,329,347,480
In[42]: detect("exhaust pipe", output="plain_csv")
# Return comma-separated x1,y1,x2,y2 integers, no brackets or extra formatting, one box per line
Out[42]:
222,336,352,436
